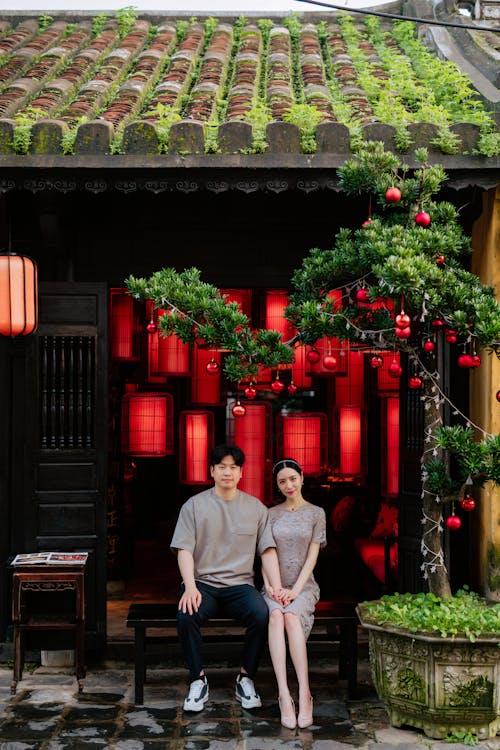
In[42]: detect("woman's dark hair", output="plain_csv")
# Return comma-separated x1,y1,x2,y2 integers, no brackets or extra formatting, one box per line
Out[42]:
273,458,303,479
210,444,245,468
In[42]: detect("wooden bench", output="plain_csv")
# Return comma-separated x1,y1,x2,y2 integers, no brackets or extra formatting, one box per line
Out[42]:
126,598,359,704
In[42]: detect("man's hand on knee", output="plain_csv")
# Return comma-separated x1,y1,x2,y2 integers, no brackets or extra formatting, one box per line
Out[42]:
179,586,202,615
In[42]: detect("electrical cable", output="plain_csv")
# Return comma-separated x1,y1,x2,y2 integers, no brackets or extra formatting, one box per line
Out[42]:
294,0,500,33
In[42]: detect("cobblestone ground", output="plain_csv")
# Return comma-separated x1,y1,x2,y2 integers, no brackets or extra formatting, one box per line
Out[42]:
0,659,499,750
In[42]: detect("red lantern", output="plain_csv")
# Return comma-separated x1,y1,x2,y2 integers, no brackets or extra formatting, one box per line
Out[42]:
179,411,214,484
291,345,312,389
264,290,294,340
244,383,257,400
461,494,476,511
369,354,383,369
122,392,174,457
192,348,221,404
446,514,461,531
338,405,364,477
276,412,328,475
408,376,422,389
230,401,272,501
322,354,338,371
148,308,190,377
0,252,38,337
306,347,321,364
110,289,140,361
287,382,298,395
383,396,399,496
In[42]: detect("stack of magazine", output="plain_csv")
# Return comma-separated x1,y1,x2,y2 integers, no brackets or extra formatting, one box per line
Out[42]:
11,552,88,565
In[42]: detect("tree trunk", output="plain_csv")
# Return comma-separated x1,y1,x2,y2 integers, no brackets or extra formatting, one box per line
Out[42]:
421,377,452,599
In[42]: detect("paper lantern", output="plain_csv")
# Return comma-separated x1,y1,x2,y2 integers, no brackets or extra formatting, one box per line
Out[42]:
276,412,328,475
0,253,38,336
306,336,348,376
337,405,364,477
110,289,140,361
383,396,400,497
179,411,214,484
377,352,401,392
264,290,294,340
220,288,252,317
191,347,221,404
148,308,190,377
291,344,312,389
229,401,272,502
122,392,174,457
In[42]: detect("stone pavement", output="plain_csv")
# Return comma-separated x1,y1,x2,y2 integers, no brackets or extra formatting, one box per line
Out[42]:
0,655,499,750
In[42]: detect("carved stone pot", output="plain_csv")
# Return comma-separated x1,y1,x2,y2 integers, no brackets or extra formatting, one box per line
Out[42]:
357,604,500,739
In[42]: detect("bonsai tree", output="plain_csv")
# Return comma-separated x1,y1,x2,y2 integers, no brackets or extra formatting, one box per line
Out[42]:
126,142,500,599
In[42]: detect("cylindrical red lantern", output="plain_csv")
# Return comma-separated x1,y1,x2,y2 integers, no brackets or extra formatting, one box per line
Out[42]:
191,347,221,404
383,396,399,496
338,405,363,477
148,307,191,377
110,288,140,361
0,253,38,336
264,290,295,340
179,411,214,484
276,412,328,475
121,392,174,457
230,401,273,501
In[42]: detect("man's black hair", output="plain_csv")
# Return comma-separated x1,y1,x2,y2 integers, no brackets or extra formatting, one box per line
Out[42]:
210,444,245,467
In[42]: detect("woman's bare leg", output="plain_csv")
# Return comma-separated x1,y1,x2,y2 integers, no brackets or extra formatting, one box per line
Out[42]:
284,612,312,726
268,609,296,727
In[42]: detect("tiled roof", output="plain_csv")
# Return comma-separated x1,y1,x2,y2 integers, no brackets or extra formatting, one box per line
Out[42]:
0,11,498,157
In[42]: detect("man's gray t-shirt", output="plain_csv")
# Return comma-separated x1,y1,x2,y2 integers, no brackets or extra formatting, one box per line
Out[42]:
170,488,276,587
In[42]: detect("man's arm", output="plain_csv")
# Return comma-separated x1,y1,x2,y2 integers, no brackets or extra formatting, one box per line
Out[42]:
177,548,202,615
261,547,282,598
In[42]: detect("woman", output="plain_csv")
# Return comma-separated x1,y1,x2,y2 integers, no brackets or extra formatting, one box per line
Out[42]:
262,458,326,730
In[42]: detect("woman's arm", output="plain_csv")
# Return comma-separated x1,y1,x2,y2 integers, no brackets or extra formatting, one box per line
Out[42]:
261,547,282,600
281,541,321,604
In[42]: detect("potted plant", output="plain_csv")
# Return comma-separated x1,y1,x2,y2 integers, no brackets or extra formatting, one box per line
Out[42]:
357,589,500,739
126,143,500,736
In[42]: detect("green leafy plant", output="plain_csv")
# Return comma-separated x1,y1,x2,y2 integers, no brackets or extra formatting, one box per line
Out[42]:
144,103,181,153
13,107,47,154
38,14,53,33
445,731,479,746
115,5,138,39
360,589,500,640
283,103,322,153
92,13,108,37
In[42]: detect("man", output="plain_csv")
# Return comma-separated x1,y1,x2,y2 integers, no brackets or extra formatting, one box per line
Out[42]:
171,443,282,712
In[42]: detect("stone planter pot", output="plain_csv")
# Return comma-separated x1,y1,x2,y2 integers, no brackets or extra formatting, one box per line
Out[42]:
357,603,500,740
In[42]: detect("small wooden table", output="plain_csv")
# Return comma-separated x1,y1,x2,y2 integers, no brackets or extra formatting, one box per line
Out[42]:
11,563,86,694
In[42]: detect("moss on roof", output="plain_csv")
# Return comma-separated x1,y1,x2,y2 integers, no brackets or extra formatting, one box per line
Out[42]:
0,11,498,156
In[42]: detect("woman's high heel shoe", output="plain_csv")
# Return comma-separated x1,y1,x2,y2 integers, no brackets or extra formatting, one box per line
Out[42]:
297,694,313,729
278,695,297,729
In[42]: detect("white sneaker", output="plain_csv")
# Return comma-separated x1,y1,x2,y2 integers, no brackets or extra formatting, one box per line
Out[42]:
183,675,209,711
235,674,262,709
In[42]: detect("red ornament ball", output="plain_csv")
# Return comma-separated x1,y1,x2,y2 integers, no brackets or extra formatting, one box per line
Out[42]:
244,384,257,399
232,402,246,418
432,319,444,328
471,354,481,368
445,330,457,344
408,376,422,389
395,326,411,339
206,359,220,375
271,378,286,394
385,186,402,203
323,354,338,370
388,361,402,378
306,348,321,364
362,219,372,229
356,288,369,303
446,514,462,531
496,390,500,403
395,312,411,329
461,495,476,512
458,353,474,368
287,382,298,395
435,254,445,267
415,211,431,227
369,355,383,369
146,320,157,334
423,340,435,352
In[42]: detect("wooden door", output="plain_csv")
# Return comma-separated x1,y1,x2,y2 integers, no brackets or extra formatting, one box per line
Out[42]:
20,283,108,650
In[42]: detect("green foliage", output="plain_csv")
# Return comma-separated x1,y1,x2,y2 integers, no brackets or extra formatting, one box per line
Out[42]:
115,6,138,39
92,13,108,37
361,589,500,640
283,103,322,153
445,731,479,745
474,130,500,158
245,102,270,153
38,15,53,33
13,107,47,154
144,103,181,153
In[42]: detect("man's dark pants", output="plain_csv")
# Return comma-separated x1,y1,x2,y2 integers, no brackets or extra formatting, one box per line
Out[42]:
177,582,269,681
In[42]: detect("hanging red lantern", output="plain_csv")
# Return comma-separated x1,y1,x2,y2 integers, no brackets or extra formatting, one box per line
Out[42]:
271,376,285,394
322,353,338,370
446,514,461,531
276,412,328,475
179,411,214,484
369,354,383,369
461,495,476,511
0,252,38,337
121,392,174,457
306,347,321,364
388,360,402,378
244,383,257,399
408,376,422,389
232,401,246,417
110,289,140,361
206,358,220,375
